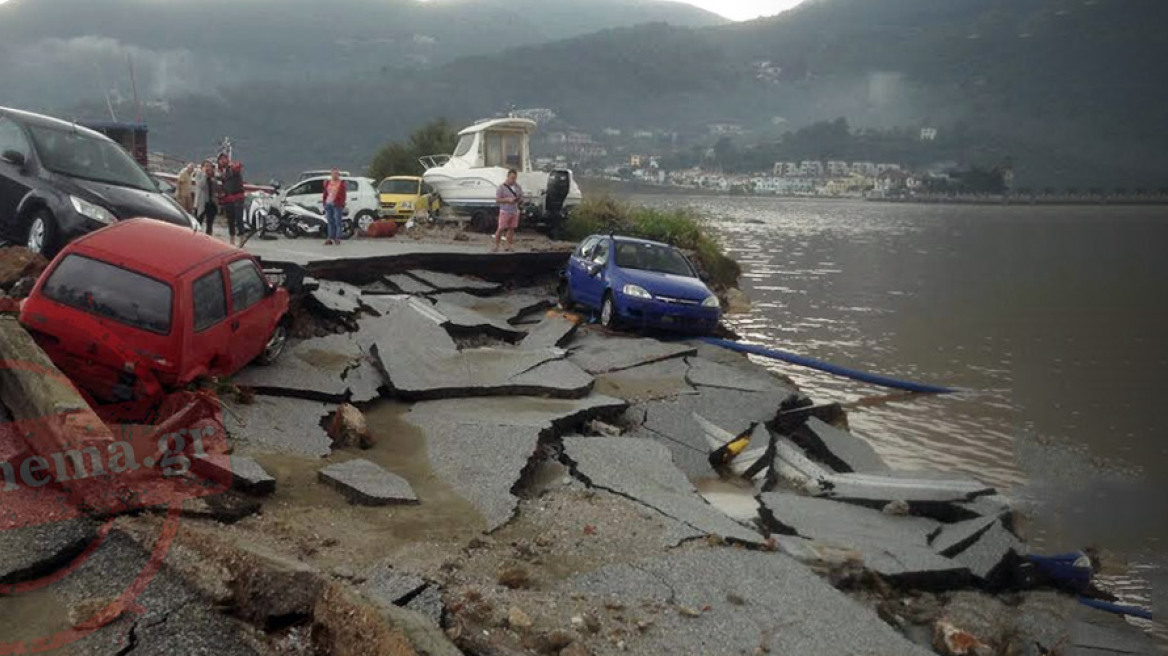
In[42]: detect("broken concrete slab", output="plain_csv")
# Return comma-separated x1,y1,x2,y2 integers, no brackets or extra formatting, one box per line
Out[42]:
405,270,501,295
234,333,381,402
383,273,436,295
376,344,593,400
430,290,553,325
405,396,626,531
951,519,1025,584
181,491,263,524
361,564,428,606
308,279,364,316
929,514,1005,557
224,396,333,457
564,437,762,546
627,386,796,478
595,356,694,402
429,298,527,341
685,356,793,394
565,548,935,656
820,470,997,519
787,417,887,473
0,517,98,585
192,454,277,496
402,585,444,626
318,458,418,506
771,432,833,489
758,492,970,588
567,331,697,374
519,314,579,350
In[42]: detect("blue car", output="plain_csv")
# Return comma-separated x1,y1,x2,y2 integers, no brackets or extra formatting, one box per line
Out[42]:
560,234,722,334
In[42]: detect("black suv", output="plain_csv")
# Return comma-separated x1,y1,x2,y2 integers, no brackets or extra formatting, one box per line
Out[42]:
0,107,194,256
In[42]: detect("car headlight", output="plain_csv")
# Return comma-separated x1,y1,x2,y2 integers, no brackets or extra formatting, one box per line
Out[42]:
702,295,721,308
622,284,652,299
70,196,116,225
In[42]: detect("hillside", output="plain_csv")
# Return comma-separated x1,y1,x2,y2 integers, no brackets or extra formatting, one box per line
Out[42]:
37,0,1168,187
0,0,724,108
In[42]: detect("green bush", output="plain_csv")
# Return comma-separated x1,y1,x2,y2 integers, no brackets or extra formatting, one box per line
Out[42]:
563,196,741,289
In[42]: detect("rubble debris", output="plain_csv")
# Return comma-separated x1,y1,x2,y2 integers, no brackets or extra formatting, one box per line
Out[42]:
758,492,971,588
933,620,991,656
223,396,333,457
7,276,35,299
0,518,98,585
403,585,445,626
771,432,833,489
181,491,263,524
318,458,419,506
307,279,364,317
564,549,934,655
233,332,382,403
508,606,534,629
684,356,792,393
329,403,376,449
405,269,502,295
770,402,847,432
0,245,48,290
519,314,580,350
564,437,763,546
406,396,626,531
787,417,887,473
567,332,697,375
191,454,277,495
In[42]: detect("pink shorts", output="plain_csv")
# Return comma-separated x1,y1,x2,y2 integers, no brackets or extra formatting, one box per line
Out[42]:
497,212,519,230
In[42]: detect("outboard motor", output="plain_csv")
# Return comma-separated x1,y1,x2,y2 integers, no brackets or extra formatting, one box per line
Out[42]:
545,169,572,220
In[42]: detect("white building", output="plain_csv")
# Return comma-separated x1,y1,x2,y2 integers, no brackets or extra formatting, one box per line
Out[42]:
799,160,825,177
920,127,938,141
826,160,850,177
850,161,877,176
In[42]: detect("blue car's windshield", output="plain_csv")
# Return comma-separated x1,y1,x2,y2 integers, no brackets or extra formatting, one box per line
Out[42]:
614,242,695,277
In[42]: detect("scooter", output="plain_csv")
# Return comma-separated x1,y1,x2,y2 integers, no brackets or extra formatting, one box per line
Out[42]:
280,202,355,240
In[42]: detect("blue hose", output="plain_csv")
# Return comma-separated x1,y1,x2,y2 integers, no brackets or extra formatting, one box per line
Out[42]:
697,337,958,395
1079,597,1154,620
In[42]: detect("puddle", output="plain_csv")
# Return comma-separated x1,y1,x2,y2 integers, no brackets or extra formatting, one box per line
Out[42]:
295,348,353,371
594,373,693,402
244,401,485,569
694,477,760,522
0,586,74,648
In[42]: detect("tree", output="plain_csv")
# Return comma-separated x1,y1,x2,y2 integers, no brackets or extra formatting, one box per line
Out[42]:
368,119,459,180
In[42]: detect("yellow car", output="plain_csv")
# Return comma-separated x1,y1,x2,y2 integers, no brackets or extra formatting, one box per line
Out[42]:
378,176,440,222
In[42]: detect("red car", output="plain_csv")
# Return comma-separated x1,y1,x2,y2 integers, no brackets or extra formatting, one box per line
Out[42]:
20,219,290,405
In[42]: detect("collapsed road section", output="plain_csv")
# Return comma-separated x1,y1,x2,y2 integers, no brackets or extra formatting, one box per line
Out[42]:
0,245,1158,655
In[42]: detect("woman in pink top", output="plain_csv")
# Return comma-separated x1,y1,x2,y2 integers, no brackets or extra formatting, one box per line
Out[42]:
322,169,347,245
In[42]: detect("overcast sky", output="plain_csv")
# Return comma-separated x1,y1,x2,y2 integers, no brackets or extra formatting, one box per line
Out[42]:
0,0,806,21
672,0,805,21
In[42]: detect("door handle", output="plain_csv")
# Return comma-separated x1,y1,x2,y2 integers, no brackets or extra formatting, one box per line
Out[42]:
231,320,240,330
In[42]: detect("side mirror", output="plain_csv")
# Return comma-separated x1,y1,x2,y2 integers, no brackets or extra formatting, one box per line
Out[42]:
1,150,26,170
588,263,604,277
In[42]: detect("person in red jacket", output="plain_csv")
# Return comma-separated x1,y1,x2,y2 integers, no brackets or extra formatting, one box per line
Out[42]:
216,153,246,246
322,168,347,245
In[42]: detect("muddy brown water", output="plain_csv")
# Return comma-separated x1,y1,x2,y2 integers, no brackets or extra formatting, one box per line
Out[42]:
631,194,1168,637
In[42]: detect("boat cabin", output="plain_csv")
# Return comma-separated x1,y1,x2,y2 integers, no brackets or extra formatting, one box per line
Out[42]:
425,118,535,172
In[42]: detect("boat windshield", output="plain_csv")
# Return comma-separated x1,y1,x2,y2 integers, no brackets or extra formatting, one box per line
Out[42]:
380,179,420,195
28,124,156,192
452,135,475,158
614,242,696,277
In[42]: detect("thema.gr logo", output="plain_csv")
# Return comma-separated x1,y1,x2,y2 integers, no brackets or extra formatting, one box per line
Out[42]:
0,358,231,652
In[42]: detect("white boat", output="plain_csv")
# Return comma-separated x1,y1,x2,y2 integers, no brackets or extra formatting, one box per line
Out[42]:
420,117,583,231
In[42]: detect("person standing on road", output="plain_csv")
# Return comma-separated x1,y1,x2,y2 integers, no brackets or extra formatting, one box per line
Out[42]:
322,168,347,246
494,169,523,252
176,163,195,213
194,160,218,235
217,153,245,246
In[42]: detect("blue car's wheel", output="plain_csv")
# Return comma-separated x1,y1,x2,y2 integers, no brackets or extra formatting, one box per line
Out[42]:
600,292,618,329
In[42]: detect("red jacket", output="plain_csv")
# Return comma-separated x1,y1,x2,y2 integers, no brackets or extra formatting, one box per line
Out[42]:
322,179,347,209
218,161,246,204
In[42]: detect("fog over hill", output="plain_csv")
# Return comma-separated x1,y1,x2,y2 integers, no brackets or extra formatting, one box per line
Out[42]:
5,0,1166,188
